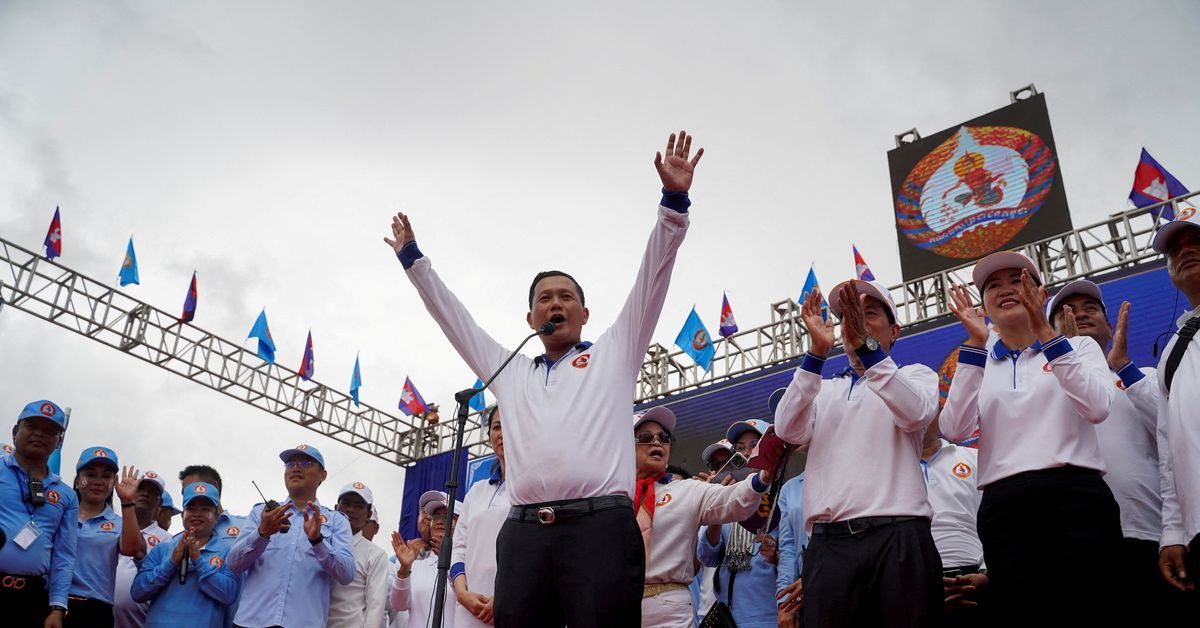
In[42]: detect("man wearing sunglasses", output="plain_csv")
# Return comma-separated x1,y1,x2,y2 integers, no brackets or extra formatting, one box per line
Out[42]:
227,444,355,628
634,407,772,627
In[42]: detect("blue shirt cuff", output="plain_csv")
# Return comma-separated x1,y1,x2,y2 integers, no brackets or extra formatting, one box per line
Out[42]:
1041,335,1073,362
857,345,887,371
750,473,769,493
957,345,988,368
800,352,826,375
1115,362,1144,388
397,241,424,269
660,189,691,213
449,562,466,581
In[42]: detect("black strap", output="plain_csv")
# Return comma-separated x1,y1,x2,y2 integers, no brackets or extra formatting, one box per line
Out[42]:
1165,316,1200,393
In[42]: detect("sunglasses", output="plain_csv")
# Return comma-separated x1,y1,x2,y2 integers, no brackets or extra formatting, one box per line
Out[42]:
634,432,673,446
285,460,318,470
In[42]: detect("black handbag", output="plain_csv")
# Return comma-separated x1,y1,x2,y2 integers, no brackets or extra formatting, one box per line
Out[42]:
699,566,738,627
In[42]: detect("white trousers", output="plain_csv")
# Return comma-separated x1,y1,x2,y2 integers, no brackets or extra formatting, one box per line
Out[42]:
640,587,695,628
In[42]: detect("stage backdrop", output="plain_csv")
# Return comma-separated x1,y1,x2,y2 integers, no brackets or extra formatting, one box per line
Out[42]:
888,92,1073,281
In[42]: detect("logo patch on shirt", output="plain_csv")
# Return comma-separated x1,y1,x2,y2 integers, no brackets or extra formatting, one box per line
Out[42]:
571,354,591,369
100,521,116,532
226,526,240,537
1115,378,1126,391
319,514,329,524
952,462,973,479
47,490,60,505
656,493,673,507
148,536,160,547
1,443,12,454
209,556,223,569
1042,362,1053,373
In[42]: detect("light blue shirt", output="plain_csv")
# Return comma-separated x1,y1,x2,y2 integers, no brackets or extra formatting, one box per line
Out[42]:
132,531,241,628
0,454,78,607
226,499,355,628
697,522,778,628
211,511,250,628
70,505,122,604
775,474,807,597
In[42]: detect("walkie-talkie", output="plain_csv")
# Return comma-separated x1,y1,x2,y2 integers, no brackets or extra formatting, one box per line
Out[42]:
252,481,289,533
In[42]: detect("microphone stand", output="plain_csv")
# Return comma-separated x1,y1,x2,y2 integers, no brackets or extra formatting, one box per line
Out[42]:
431,322,554,627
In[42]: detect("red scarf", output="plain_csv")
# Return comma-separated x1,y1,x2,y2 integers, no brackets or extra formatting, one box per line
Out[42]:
635,473,665,522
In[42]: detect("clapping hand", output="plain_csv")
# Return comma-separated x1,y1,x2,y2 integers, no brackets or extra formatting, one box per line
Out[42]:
801,287,835,356
1106,301,1132,371
1058,305,1079,338
301,502,324,543
838,282,869,352
1017,270,1055,342
391,531,419,574
947,284,988,348
654,130,704,194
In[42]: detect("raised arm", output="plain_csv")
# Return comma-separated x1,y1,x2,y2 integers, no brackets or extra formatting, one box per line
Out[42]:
385,212,511,380
115,466,148,558
940,284,988,442
774,288,834,446
696,472,771,526
388,532,419,612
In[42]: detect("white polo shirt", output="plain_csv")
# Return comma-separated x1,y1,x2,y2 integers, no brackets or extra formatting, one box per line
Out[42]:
113,522,171,628
1156,306,1200,548
774,349,938,532
389,552,458,628
450,468,510,628
1095,364,1163,542
941,335,1113,488
921,440,983,568
402,205,688,505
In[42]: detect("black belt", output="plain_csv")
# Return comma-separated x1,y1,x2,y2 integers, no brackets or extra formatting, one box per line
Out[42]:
942,564,982,578
811,515,921,537
508,495,633,525
0,572,46,593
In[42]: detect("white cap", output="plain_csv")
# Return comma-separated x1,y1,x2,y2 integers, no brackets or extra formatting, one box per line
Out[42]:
138,470,167,493
633,406,677,433
1152,206,1200,254
827,279,899,323
423,495,464,518
701,439,733,464
1046,279,1105,321
338,481,374,506
971,251,1041,293
419,490,446,514
369,505,379,524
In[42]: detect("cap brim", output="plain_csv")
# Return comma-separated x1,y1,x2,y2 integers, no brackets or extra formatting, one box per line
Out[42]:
972,251,1041,292
767,388,788,415
725,423,760,443
1152,220,1199,254
1046,280,1104,320
702,442,729,463
827,280,898,323
183,495,219,508
634,406,677,433
279,449,323,467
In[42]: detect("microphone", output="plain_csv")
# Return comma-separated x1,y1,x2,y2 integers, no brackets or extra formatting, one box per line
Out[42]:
179,534,188,584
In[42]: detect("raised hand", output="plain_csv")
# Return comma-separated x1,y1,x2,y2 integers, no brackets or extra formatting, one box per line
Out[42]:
1017,270,1055,342
1107,301,1132,371
801,288,835,356
947,284,988,348
383,212,416,254
114,466,140,504
257,504,293,538
838,282,869,352
171,530,191,565
654,130,704,193
391,531,419,573
302,502,323,543
1058,305,1079,339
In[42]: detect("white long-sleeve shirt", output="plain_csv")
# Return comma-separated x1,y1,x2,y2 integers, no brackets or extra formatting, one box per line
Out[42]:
774,349,938,532
922,440,984,568
113,523,171,628
1095,365,1164,542
328,531,390,628
941,335,1113,488
389,552,458,628
450,469,510,628
646,474,768,586
400,204,689,505
1156,306,1200,548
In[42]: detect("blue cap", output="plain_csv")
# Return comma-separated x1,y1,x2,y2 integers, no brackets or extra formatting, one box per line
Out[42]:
17,400,68,430
279,444,325,468
76,446,119,472
725,419,771,444
161,490,180,514
182,482,220,508
767,388,788,415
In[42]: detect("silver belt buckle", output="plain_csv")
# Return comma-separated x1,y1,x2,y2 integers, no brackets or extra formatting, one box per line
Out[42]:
847,519,866,536
536,507,556,525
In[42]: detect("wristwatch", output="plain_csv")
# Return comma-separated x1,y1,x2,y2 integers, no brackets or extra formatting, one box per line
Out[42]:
855,336,880,355
49,605,68,616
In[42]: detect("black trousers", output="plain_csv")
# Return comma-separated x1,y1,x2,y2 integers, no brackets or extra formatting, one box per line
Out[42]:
977,466,1121,627
0,573,50,627
65,597,114,628
801,518,943,628
493,502,644,628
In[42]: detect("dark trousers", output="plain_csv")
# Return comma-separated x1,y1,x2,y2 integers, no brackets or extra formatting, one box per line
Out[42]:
977,466,1121,627
65,597,114,628
801,518,943,628
493,502,644,628
1119,537,1194,622
0,573,50,627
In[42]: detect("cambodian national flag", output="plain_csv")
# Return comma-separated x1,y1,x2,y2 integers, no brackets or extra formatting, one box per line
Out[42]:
399,377,429,417
799,264,829,321
350,355,363,407
180,272,198,324
247,309,276,364
298,331,315,381
853,244,876,281
1130,148,1190,220
468,378,487,412
718,292,739,338
44,207,62,260
674,307,715,372
118,237,140,286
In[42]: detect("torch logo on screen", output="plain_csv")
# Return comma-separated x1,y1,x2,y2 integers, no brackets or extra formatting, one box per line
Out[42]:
895,126,1055,259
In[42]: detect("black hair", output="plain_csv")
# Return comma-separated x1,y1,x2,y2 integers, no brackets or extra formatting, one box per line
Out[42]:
666,464,692,479
528,271,585,309
485,404,501,430
179,465,223,492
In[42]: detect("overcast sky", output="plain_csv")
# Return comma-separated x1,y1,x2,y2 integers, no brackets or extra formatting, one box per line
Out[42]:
2,1,1198,547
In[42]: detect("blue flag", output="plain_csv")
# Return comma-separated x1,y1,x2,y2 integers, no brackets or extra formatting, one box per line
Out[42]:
247,309,276,364
350,354,362,407
799,264,829,321
469,378,487,412
674,307,715,372
119,237,139,286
